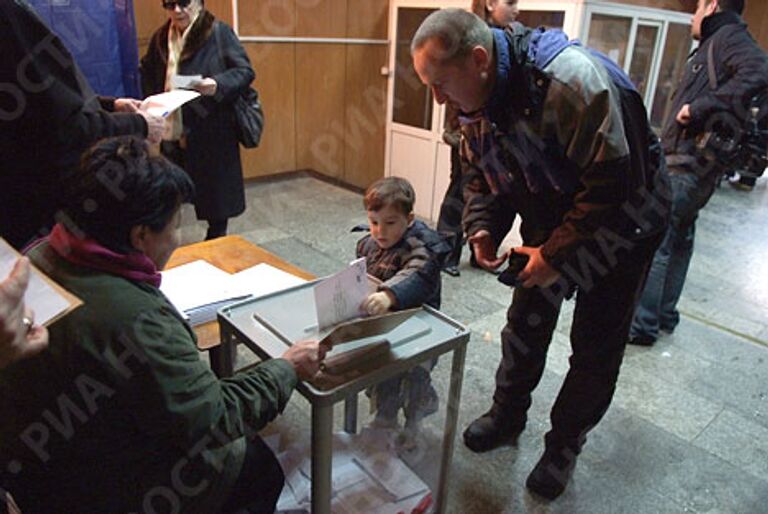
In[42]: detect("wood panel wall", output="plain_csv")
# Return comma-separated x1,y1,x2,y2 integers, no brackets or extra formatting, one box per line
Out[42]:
134,0,389,190
744,0,768,50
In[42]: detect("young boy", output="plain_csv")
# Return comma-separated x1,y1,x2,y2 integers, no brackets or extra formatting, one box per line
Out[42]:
355,177,450,433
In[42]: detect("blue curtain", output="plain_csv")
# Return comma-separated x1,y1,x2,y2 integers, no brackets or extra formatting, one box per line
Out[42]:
27,0,140,98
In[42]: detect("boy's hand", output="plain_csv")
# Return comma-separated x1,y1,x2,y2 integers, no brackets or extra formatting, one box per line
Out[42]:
362,291,394,316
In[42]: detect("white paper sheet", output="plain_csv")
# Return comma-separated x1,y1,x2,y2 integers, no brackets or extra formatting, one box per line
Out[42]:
171,74,204,90
353,450,428,502
140,89,200,117
0,238,72,326
159,260,246,314
232,263,306,298
313,257,369,330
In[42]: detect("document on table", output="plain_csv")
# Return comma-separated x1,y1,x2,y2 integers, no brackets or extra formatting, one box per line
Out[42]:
232,263,306,298
313,257,369,331
140,89,201,117
0,238,82,327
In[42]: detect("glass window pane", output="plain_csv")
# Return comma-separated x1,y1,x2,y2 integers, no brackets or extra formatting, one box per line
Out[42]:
393,8,435,130
587,14,632,67
650,23,692,130
629,25,659,99
517,10,565,30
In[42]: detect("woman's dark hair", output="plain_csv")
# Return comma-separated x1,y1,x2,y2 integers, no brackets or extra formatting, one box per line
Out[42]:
63,137,195,253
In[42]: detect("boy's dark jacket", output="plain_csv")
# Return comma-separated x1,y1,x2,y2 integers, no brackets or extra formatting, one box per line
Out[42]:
355,220,450,310
461,26,670,272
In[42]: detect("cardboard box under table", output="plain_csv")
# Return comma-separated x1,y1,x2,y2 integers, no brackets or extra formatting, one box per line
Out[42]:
218,280,470,514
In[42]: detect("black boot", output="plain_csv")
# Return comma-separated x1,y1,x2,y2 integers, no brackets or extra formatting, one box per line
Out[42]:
463,407,525,453
526,446,578,500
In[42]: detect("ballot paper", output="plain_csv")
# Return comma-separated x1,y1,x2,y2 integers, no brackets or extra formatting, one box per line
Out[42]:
171,74,204,90
0,238,82,327
232,263,306,298
161,260,306,325
313,257,369,330
274,430,431,514
140,89,201,117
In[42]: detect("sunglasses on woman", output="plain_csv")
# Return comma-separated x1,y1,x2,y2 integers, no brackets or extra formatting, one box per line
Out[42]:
162,0,192,10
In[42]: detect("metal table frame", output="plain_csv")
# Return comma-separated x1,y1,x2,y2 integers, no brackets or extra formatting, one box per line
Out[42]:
218,285,469,514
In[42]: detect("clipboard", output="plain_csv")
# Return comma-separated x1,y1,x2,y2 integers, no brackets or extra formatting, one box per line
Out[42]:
0,238,82,327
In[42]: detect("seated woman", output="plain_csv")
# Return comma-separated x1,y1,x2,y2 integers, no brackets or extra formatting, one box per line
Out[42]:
0,137,322,514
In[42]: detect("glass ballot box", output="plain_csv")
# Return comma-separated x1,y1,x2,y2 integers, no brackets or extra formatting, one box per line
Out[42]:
218,279,470,514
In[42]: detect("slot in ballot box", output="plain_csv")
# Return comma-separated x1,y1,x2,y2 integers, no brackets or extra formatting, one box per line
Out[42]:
218,279,470,514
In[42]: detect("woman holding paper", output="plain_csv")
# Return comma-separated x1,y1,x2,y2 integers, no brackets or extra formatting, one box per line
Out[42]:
0,137,323,514
141,0,255,240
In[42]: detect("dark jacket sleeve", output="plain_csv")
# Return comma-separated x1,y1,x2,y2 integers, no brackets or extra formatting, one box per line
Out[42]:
380,234,444,310
461,148,505,237
537,65,633,269
212,22,255,103
689,29,768,128
115,302,297,450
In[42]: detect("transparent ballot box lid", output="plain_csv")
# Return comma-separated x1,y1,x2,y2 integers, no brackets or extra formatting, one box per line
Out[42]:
218,279,469,401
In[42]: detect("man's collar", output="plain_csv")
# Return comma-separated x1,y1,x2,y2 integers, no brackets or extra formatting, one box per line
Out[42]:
701,10,743,42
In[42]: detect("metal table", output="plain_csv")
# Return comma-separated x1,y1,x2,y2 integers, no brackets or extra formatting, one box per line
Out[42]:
219,280,470,514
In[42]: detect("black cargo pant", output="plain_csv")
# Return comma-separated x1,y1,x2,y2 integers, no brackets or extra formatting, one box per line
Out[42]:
493,231,662,454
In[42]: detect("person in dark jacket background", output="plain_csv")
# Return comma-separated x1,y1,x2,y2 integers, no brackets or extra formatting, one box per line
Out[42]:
629,0,768,347
355,177,450,436
0,0,165,250
412,9,670,499
141,0,255,240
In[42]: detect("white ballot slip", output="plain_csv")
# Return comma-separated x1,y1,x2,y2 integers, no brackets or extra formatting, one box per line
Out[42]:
313,258,369,331
171,74,204,90
0,238,82,327
140,90,201,117
232,263,306,298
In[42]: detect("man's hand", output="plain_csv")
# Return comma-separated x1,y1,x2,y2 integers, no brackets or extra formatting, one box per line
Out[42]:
676,104,692,126
0,258,49,369
362,291,395,316
139,111,166,145
114,98,141,113
514,246,561,288
194,77,218,96
468,230,508,270
281,339,325,381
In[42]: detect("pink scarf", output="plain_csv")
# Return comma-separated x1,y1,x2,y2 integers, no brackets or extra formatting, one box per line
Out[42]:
46,224,162,288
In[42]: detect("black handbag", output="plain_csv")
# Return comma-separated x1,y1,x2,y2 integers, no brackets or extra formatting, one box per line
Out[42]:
213,21,265,148
234,87,264,148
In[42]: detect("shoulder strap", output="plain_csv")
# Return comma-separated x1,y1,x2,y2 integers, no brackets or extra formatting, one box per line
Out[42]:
707,40,718,90
705,24,739,91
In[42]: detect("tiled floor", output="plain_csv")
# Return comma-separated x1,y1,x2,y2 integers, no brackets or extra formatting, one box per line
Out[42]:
180,174,768,513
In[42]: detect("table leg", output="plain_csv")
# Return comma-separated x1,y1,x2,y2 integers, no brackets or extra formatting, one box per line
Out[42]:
435,344,467,514
343,394,358,434
210,327,236,378
312,403,334,514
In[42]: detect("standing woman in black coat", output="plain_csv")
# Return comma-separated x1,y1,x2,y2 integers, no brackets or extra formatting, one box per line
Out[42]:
141,0,255,240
